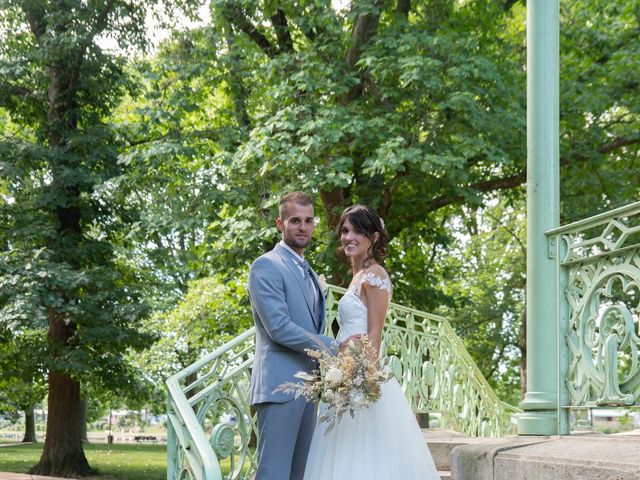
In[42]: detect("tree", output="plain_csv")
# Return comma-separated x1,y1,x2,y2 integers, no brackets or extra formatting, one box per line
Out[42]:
0,1,199,475
122,0,638,281
117,0,528,282
0,328,48,442
0,246,48,443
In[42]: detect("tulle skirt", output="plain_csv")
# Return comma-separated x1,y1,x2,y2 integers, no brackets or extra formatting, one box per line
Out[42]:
303,378,440,480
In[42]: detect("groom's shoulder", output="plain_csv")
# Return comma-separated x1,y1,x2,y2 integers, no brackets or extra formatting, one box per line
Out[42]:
250,246,282,269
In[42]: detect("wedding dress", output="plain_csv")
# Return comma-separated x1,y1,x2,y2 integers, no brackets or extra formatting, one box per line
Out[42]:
303,272,440,480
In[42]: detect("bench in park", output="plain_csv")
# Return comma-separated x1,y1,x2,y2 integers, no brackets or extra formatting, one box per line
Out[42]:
134,435,158,444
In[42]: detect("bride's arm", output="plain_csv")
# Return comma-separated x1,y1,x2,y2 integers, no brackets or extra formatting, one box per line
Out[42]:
362,271,391,357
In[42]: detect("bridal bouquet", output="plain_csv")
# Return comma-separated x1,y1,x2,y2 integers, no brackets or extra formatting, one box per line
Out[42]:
275,335,390,431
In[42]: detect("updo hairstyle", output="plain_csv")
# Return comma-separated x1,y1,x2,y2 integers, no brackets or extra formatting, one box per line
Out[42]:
336,205,388,267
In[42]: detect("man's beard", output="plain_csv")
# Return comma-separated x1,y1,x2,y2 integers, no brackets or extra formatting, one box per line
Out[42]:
284,235,310,251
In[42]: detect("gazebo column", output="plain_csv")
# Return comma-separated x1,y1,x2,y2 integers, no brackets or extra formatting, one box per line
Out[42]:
517,0,561,435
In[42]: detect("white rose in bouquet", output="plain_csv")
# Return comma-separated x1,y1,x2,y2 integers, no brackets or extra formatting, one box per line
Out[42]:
325,366,343,385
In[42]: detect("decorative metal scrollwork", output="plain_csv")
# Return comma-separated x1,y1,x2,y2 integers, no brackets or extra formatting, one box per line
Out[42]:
178,466,195,480
559,205,640,409
197,373,257,479
596,303,638,405
565,253,640,406
176,446,195,480
210,423,235,459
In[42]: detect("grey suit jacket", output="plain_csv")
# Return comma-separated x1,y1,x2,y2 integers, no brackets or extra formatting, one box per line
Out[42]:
248,243,335,405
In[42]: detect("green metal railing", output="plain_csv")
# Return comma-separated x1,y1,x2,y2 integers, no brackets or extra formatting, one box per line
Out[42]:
546,201,640,433
166,285,520,480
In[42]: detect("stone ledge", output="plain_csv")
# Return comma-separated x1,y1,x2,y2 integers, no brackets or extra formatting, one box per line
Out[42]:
451,434,640,480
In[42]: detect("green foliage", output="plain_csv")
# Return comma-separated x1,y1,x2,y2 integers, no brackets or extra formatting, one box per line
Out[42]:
136,275,252,405
438,199,526,404
117,0,528,292
0,327,47,418
559,0,640,220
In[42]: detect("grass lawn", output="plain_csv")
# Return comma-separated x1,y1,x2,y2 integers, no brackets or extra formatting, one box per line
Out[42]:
0,442,167,480
0,442,242,479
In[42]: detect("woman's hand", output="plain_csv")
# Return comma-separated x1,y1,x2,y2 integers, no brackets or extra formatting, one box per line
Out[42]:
338,334,362,352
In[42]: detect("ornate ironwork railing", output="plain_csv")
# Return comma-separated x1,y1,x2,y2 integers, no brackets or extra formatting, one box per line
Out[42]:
166,285,519,480
547,201,640,412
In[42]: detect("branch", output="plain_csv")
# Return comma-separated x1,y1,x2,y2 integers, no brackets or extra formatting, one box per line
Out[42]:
21,3,47,41
502,0,522,11
396,0,411,18
0,84,37,108
486,342,508,379
320,186,347,230
93,0,117,32
421,135,640,214
224,29,252,130
271,9,294,53
67,0,117,92
340,1,385,105
294,5,341,43
483,210,526,256
222,5,278,58
570,135,640,159
345,1,384,69
122,126,229,148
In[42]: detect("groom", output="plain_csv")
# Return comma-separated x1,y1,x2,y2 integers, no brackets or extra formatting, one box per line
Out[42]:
248,191,337,480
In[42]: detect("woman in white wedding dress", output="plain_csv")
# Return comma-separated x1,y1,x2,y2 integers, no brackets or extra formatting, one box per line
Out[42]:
303,205,440,480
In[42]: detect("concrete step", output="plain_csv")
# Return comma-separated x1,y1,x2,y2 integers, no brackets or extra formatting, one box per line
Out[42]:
451,433,640,480
422,428,485,472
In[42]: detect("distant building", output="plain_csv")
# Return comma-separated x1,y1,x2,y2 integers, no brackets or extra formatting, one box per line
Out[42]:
590,408,639,430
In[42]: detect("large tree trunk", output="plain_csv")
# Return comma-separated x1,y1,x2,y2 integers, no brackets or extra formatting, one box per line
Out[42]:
30,311,96,476
22,407,37,443
30,371,95,476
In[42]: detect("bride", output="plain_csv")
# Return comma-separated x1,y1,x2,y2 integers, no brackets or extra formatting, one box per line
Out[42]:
303,205,440,480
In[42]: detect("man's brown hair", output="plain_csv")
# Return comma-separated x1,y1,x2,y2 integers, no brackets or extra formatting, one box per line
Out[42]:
278,191,314,219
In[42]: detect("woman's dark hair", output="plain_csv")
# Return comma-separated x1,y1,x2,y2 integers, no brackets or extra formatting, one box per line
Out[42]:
336,205,388,267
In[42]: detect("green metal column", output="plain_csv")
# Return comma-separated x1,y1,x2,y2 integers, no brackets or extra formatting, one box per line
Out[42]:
517,0,560,435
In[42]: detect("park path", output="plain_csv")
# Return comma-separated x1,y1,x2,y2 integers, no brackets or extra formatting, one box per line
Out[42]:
0,473,76,480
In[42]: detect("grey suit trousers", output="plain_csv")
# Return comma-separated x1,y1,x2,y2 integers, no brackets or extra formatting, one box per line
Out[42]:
255,397,317,480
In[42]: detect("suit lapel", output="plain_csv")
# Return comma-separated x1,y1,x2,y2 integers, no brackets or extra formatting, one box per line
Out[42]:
275,244,316,319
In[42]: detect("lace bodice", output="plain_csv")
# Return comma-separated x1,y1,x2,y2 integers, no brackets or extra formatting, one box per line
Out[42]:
337,271,392,342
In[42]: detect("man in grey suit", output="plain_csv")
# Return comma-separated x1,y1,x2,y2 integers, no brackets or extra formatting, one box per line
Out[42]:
248,192,346,480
